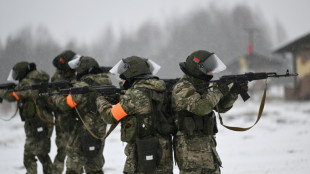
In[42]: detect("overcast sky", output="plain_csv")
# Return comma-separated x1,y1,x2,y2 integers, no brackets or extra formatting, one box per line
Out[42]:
0,0,309,47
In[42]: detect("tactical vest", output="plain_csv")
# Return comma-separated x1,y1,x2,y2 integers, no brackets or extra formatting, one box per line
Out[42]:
120,87,175,173
120,87,175,143
176,110,218,137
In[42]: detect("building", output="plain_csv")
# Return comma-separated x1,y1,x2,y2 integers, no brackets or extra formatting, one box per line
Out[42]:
273,32,310,100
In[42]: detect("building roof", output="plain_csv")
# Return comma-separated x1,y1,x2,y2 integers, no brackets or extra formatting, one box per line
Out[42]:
273,32,310,53
227,52,282,74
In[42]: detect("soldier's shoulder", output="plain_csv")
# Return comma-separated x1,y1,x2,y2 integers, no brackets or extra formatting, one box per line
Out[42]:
173,79,194,94
73,81,88,87
27,70,49,82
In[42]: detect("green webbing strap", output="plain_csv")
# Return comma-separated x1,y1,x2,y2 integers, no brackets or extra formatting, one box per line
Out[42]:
216,82,267,131
33,97,57,126
103,122,119,140
74,107,104,140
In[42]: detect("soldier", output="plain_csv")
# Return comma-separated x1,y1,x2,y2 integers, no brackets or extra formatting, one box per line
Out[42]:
51,50,78,174
96,56,175,174
0,62,55,174
171,50,248,174
53,56,111,174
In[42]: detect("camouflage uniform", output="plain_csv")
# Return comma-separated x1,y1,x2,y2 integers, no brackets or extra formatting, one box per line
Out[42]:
1,70,55,174
171,75,238,174
51,69,76,174
96,78,173,174
53,73,111,174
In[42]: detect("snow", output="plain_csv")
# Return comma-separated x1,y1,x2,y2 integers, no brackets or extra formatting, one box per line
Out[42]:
1,98,310,174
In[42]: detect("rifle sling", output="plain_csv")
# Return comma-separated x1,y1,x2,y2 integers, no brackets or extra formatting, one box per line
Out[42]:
74,107,105,140
32,97,57,126
216,82,267,131
103,122,119,141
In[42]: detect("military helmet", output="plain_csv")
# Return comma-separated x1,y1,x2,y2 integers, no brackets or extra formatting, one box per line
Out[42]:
120,56,152,79
110,56,160,80
179,50,226,80
8,61,36,81
53,50,77,70
76,56,99,74
73,56,102,80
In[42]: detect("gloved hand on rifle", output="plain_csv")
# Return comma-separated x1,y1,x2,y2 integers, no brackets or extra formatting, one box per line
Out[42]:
214,82,231,96
230,81,248,94
87,87,102,113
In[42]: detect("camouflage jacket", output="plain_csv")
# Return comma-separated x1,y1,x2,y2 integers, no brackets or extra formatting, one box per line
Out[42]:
1,70,54,138
51,69,75,82
50,68,76,130
96,78,166,125
171,75,238,133
53,73,112,137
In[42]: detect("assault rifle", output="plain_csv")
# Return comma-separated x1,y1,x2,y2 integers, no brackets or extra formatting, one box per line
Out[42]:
163,70,298,101
100,66,112,73
39,85,121,96
0,82,17,90
0,83,17,103
9,81,73,92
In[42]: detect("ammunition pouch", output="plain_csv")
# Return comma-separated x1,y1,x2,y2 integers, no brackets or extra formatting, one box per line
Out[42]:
121,116,137,143
136,136,161,173
178,111,218,136
28,115,48,139
80,130,102,158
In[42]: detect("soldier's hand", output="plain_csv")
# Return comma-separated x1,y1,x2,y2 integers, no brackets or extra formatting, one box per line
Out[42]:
215,82,230,96
231,81,248,94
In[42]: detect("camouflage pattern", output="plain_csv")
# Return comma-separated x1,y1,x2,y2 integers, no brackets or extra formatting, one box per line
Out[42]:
171,75,238,173
96,78,174,174
53,73,111,174
2,70,55,174
51,69,75,174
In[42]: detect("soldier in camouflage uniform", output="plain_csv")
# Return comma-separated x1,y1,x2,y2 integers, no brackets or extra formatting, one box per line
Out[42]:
53,56,111,174
0,62,55,174
171,50,248,174
96,56,175,174
51,50,78,174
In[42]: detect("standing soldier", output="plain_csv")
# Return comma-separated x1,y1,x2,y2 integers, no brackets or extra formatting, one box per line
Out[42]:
0,62,55,174
171,50,248,174
53,56,111,174
96,56,175,174
51,50,78,174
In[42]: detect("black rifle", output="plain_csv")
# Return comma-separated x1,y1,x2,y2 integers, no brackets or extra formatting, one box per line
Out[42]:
163,70,298,101
39,85,121,96
9,81,73,92
100,66,112,73
0,83,17,103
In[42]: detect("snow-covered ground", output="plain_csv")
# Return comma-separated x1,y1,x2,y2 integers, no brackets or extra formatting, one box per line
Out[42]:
0,97,309,174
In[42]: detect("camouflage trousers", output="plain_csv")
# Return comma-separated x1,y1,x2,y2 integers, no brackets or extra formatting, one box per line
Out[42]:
174,134,222,174
24,137,54,174
123,136,173,174
65,136,105,174
53,124,69,174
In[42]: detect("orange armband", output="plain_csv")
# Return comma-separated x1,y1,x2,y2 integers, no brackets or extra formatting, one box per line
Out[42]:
11,91,20,101
111,103,128,121
66,94,77,108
